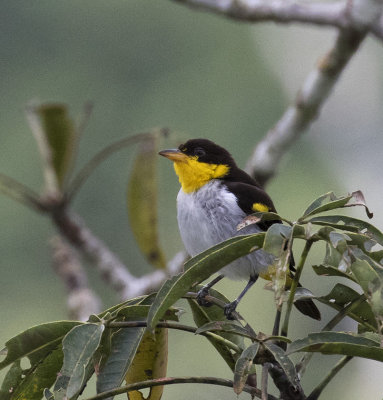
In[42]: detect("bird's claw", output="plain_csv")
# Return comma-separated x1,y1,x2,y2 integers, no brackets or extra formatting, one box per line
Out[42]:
224,301,239,320
196,287,213,307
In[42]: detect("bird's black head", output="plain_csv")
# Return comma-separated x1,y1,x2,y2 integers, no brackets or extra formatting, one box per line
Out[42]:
159,138,259,192
178,138,237,167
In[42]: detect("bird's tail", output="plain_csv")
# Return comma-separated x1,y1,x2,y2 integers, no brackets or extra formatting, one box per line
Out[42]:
289,255,321,320
294,296,321,320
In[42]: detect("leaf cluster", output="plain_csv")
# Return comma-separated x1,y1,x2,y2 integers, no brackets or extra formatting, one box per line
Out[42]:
2,190,383,400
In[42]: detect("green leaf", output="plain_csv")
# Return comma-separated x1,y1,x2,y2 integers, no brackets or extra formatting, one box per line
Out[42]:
287,332,383,362
98,294,156,319
317,283,377,330
11,348,64,400
301,191,373,220
124,327,168,400
263,224,291,257
190,286,248,345
195,321,256,341
0,361,23,400
188,300,239,371
233,343,259,395
313,263,356,281
351,258,383,326
147,233,265,331
53,323,104,400
301,192,344,219
0,321,81,371
127,134,166,269
0,173,42,212
96,311,146,399
350,258,382,294
308,215,383,245
263,342,297,387
187,287,245,370
116,305,180,322
27,103,77,189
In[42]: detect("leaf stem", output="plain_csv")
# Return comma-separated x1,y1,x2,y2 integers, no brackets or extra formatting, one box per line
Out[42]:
306,356,352,400
81,375,276,400
0,173,44,212
108,320,242,353
65,129,168,202
281,240,313,338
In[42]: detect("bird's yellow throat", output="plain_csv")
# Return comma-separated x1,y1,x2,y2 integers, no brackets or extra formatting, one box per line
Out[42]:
173,157,230,193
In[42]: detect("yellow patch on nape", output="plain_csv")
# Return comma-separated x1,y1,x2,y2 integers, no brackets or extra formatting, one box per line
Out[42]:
252,203,270,213
173,157,230,193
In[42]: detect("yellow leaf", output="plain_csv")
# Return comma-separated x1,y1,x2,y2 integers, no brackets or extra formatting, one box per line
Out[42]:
125,328,168,400
127,134,166,269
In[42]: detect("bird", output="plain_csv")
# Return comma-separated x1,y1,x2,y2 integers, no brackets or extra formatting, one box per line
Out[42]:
159,138,320,321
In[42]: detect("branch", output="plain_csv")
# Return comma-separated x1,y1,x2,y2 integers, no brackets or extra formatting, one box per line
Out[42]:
172,0,383,41
246,27,367,185
108,320,242,352
171,0,383,186
51,207,185,300
51,235,101,321
173,0,349,28
82,376,275,400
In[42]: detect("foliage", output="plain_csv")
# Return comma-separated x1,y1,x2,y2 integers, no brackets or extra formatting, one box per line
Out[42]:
1,103,383,399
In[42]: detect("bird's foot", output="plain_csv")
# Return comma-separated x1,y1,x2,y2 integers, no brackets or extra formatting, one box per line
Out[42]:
224,300,239,320
196,287,213,307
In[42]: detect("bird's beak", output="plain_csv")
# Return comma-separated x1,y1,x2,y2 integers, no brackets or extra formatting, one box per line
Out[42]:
158,149,188,162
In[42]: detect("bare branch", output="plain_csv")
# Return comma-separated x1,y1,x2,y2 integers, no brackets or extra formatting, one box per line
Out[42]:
51,208,185,300
172,0,383,41
171,0,383,185
51,235,101,320
246,27,366,185
83,376,273,400
173,0,350,28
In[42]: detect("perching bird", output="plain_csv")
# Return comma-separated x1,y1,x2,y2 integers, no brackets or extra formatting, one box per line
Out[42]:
159,138,320,321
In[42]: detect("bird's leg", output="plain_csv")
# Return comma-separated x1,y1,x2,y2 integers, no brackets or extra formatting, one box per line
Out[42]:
224,275,258,320
196,274,225,307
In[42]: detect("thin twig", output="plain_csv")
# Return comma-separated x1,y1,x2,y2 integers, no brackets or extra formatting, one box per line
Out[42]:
51,208,185,300
306,356,352,400
246,28,367,185
281,240,312,338
0,173,45,212
82,376,276,400
65,129,168,202
108,320,242,352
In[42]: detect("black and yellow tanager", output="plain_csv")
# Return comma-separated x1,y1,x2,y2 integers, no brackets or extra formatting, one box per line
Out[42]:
159,138,320,321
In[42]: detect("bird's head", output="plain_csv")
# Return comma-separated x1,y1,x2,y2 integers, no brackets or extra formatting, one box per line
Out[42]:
159,139,236,193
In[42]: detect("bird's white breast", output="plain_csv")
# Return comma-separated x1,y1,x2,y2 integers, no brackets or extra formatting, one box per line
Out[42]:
177,180,274,280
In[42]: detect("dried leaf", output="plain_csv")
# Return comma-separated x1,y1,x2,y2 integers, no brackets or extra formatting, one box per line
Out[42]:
125,328,168,400
128,134,166,269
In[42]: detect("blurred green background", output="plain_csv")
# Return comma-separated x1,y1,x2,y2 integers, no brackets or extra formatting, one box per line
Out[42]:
1,1,383,398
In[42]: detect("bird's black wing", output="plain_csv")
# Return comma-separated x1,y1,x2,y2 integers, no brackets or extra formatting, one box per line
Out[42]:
224,181,321,320
223,181,279,231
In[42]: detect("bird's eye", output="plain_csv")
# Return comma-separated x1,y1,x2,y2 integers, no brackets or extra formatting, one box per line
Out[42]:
194,148,206,157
